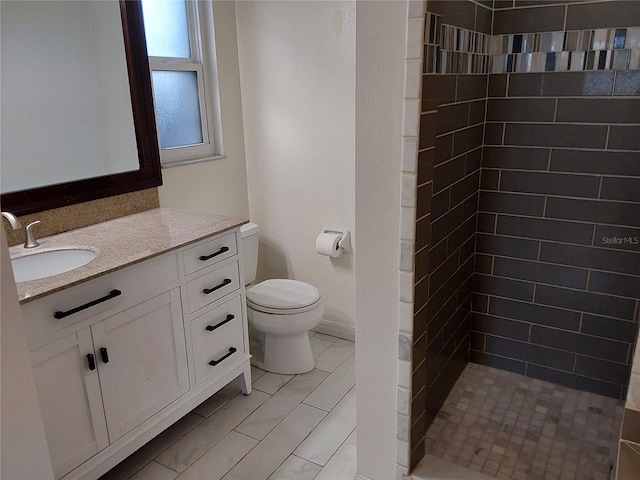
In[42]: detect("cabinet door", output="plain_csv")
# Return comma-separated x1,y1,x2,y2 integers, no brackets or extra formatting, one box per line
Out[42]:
92,289,189,442
30,329,108,479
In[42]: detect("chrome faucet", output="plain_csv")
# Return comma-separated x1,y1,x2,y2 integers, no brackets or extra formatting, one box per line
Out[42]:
1,211,22,230
1,211,41,248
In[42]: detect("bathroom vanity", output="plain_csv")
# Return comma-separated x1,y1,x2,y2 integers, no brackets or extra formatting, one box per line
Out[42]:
11,209,251,480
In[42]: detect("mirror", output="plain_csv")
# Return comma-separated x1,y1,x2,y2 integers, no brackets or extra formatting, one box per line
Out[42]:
0,0,161,216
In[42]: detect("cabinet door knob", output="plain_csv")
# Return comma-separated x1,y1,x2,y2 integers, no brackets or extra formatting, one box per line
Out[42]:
87,353,96,371
202,278,232,295
100,347,109,364
206,314,234,332
208,347,237,366
199,246,229,261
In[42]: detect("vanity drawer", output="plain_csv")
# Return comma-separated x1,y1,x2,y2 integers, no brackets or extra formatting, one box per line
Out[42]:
185,261,240,314
190,295,244,356
183,232,237,276
22,253,179,343
193,325,245,386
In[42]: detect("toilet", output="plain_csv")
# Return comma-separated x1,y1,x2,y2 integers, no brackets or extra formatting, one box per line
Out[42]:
240,223,324,374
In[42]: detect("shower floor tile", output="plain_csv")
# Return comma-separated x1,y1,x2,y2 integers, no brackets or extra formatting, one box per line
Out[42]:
425,363,625,480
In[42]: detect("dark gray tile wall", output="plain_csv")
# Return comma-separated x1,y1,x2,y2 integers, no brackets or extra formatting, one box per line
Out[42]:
414,0,640,471
493,0,640,33
473,1,640,399
413,1,491,468
428,0,492,34
566,0,640,29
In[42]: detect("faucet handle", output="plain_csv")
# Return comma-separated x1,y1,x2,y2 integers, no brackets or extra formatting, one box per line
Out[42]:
25,220,41,249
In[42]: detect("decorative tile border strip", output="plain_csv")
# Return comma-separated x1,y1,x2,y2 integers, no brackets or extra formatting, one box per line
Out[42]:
490,28,640,55
424,12,442,74
491,27,640,73
424,12,491,74
424,11,640,75
492,48,639,73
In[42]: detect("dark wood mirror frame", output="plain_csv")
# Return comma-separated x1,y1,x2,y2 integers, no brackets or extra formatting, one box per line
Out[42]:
1,0,162,216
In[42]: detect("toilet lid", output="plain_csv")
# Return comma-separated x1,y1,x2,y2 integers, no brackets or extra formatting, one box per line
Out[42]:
246,279,320,310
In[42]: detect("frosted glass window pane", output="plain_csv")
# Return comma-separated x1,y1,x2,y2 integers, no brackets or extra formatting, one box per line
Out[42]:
141,0,190,58
153,71,203,149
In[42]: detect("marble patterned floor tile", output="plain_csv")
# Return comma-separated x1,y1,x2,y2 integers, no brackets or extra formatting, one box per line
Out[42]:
425,363,624,480
312,332,340,344
175,431,258,480
221,404,327,480
304,352,355,412
314,428,357,480
252,366,267,382
311,335,338,359
411,454,495,480
295,387,356,466
129,461,178,480
155,390,270,473
192,382,242,418
102,333,357,480
98,413,204,480
253,372,295,395
314,339,356,373
266,454,322,480
235,368,329,440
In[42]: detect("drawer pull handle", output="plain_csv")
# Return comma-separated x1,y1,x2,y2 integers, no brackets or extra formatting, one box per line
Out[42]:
202,278,232,295
209,347,237,366
206,314,235,332
100,347,109,364
87,354,96,371
53,289,122,319
199,246,229,261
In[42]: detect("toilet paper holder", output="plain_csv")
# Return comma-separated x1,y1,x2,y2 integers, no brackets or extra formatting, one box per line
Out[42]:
319,227,351,253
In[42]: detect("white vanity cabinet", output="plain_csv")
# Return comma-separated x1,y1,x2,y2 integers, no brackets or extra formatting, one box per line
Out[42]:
29,329,109,480
90,289,189,442
30,289,187,479
20,226,251,480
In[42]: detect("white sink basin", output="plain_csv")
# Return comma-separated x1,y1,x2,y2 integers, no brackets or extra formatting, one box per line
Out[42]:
12,249,97,283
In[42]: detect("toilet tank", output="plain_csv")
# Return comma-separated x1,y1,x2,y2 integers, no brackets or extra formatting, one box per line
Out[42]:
240,222,260,285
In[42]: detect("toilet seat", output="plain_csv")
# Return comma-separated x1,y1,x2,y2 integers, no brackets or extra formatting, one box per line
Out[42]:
246,279,321,314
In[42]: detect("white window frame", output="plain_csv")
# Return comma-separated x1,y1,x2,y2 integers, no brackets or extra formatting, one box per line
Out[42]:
147,0,223,167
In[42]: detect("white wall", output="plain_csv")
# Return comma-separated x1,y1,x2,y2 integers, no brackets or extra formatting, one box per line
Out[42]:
159,1,250,220
235,1,356,331
354,1,406,479
1,230,54,480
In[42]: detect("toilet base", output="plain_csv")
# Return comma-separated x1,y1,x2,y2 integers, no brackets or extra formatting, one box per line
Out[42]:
250,330,315,375
247,297,323,375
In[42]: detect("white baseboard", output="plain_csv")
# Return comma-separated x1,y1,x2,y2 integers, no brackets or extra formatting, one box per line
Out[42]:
313,319,355,342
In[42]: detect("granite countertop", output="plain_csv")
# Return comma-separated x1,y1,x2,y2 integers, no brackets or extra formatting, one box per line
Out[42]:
10,208,247,304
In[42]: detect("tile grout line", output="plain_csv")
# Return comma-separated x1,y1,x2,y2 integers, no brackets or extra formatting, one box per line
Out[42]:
239,341,354,479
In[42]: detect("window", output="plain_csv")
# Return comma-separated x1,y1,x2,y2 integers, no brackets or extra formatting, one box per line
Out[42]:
141,0,222,166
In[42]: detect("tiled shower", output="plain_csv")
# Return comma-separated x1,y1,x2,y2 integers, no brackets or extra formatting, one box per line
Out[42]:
405,0,640,476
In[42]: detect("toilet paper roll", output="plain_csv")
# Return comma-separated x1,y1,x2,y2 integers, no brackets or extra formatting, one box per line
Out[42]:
315,232,343,257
